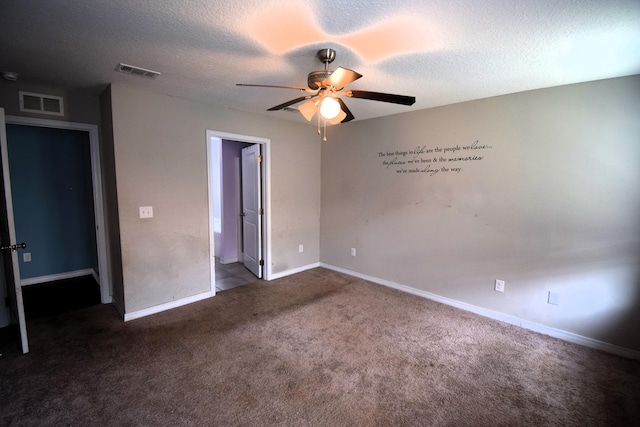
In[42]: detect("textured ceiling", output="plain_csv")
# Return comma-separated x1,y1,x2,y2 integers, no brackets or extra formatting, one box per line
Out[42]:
1,0,639,124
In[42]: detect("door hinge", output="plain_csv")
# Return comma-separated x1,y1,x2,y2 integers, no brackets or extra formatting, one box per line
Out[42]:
258,155,263,163
259,208,263,215
259,259,264,266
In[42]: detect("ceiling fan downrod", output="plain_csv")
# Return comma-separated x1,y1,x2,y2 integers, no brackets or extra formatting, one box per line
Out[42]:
318,48,336,70
308,48,337,90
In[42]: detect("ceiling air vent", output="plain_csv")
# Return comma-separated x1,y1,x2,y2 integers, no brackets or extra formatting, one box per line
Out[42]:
116,63,161,79
19,91,64,116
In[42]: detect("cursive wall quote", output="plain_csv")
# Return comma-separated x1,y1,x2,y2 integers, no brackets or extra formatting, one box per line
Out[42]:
378,140,493,176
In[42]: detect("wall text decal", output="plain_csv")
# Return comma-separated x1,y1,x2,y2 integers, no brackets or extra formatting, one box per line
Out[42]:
378,140,493,176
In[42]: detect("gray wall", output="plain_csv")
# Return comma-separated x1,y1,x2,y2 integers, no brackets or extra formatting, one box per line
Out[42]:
0,82,101,126
99,87,124,312
321,75,640,351
4,76,637,354
108,84,321,313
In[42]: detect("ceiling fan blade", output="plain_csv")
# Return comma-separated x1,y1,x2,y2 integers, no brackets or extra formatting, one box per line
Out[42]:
237,83,311,92
267,95,314,111
298,99,319,121
336,98,355,123
345,90,416,106
322,67,362,90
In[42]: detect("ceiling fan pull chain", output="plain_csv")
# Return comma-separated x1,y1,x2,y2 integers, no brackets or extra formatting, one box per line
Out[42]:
323,119,327,142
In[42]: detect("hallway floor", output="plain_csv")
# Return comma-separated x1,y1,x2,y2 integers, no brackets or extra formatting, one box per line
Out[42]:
215,257,258,292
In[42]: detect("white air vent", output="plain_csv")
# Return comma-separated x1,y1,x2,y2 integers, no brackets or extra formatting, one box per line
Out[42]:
116,63,161,79
19,91,64,116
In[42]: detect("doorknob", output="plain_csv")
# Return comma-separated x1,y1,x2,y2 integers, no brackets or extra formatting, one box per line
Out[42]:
0,242,27,252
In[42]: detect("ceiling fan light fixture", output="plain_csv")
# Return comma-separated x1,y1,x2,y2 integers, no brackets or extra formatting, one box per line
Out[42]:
329,109,347,125
319,96,341,120
299,99,319,121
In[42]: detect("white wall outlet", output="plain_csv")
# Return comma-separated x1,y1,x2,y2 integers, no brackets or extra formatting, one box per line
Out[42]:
495,279,505,292
351,248,356,257
23,252,31,262
299,244,304,253
139,206,153,218
548,291,560,305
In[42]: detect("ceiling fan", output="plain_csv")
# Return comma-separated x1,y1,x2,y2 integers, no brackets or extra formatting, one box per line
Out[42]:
237,48,416,140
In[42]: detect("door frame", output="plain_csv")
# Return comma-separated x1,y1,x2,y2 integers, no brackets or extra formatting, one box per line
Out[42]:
206,130,271,293
5,115,111,304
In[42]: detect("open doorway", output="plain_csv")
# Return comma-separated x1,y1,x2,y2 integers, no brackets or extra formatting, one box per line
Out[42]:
0,113,109,353
206,130,271,294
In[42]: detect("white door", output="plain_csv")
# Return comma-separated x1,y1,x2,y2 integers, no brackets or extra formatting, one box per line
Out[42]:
0,108,29,354
241,145,262,278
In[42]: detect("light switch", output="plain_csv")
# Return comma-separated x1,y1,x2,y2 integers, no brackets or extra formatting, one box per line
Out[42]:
139,206,153,218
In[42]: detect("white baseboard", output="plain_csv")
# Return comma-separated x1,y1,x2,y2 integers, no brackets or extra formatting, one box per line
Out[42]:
220,256,239,264
124,290,214,322
269,262,320,280
20,269,96,287
319,263,640,360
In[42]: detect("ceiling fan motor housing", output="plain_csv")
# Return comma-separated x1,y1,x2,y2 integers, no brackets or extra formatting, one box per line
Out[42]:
308,48,337,89
308,70,332,89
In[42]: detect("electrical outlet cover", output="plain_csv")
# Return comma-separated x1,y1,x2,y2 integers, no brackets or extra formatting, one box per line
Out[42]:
139,206,153,218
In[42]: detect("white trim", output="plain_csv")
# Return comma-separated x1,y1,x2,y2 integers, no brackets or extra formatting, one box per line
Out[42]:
20,268,96,287
206,135,218,296
220,257,239,265
91,269,100,284
124,290,213,322
206,130,272,284
269,262,321,280
319,263,640,360
5,115,111,304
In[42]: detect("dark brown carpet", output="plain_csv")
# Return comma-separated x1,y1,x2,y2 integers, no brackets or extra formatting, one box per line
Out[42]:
1,268,638,426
